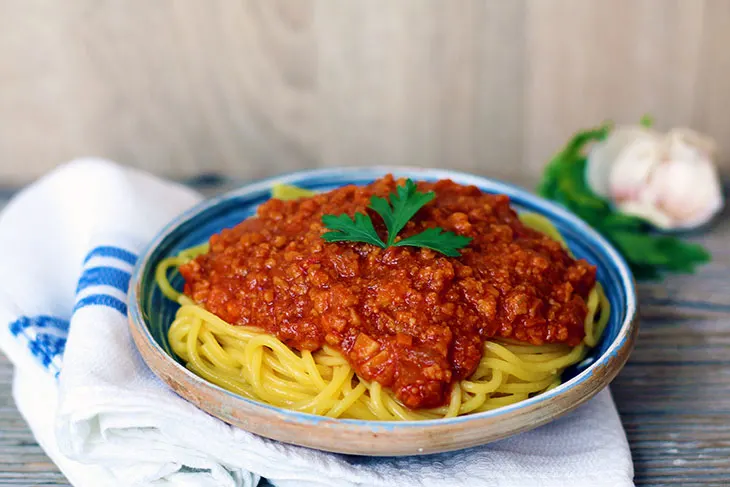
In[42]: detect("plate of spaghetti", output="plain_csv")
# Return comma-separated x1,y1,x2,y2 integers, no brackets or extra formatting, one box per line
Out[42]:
128,167,638,456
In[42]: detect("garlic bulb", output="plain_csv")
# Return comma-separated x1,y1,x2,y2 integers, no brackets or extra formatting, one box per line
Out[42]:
586,125,724,230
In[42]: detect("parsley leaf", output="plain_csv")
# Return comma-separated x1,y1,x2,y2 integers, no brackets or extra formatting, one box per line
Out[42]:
537,121,712,280
322,178,471,257
321,213,386,248
369,179,436,246
394,227,473,257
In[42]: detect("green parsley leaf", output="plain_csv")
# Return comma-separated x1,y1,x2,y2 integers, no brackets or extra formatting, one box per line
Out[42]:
322,178,471,257
321,213,386,248
601,213,646,231
369,179,436,246
394,227,473,257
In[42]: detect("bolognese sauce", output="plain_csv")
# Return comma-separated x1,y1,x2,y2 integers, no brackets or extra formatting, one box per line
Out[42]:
179,175,596,409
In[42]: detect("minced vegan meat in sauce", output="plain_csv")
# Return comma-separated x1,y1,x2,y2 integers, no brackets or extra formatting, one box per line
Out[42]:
179,176,597,409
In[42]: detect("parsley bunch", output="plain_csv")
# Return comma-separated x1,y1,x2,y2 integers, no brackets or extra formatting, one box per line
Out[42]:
537,122,711,280
322,179,472,257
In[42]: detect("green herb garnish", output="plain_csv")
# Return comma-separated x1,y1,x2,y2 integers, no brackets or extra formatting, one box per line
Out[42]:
537,121,711,280
321,213,386,248
390,227,472,257
322,179,472,257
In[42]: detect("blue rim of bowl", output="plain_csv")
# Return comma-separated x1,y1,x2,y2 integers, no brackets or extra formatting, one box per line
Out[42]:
129,166,638,429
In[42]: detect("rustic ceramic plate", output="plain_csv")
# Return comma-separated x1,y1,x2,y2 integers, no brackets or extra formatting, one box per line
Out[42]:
128,167,638,456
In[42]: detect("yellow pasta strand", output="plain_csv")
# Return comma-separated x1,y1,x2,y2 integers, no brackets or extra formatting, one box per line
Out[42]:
158,209,610,420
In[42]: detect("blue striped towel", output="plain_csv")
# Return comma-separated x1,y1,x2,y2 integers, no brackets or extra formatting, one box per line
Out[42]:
0,159,634,487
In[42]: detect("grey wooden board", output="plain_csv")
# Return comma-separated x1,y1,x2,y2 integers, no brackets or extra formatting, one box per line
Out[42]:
1,178,730,486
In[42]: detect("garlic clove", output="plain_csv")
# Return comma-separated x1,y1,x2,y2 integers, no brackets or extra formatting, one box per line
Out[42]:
648,157,724,230
666,128,717,159
615,200,674,229
586,126,661,198
608,136,662,204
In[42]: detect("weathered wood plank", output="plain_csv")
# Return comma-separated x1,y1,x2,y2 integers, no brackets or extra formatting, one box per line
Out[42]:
610,208,730,485
0,354,69,486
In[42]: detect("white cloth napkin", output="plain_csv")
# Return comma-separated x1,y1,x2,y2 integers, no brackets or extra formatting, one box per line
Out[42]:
0,159,635,487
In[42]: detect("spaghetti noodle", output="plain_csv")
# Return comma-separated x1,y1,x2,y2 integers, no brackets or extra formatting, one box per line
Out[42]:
155,185,610,420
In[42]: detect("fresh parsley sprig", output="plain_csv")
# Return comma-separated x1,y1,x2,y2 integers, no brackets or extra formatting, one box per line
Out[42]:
321,179,472,257
369,179,435,247
391,227,472,257
320,213,386,248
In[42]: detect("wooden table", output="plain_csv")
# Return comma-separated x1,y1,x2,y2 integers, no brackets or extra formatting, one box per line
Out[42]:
1,178,729,486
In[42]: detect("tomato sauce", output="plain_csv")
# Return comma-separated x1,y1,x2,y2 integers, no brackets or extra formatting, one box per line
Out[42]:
179,176,596,409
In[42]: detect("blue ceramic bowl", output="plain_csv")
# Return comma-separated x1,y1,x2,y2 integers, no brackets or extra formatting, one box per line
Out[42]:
128,167,638,456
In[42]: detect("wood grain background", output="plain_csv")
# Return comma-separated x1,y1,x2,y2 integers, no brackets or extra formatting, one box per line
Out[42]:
1,0,730,184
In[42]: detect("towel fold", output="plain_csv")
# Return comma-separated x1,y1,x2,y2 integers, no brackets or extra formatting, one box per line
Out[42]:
0,159,634,487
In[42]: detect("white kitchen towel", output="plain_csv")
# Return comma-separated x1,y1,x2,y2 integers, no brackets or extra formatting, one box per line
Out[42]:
0,159,635,487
